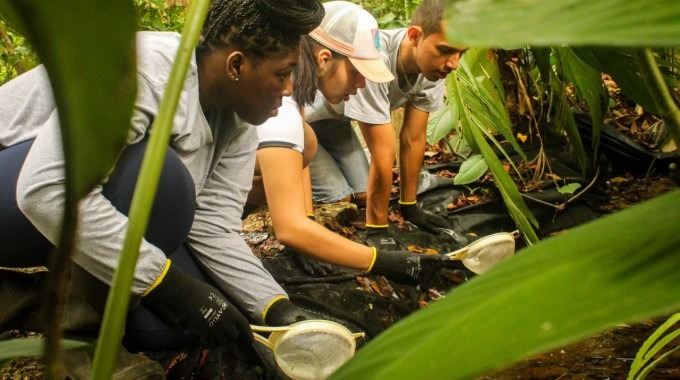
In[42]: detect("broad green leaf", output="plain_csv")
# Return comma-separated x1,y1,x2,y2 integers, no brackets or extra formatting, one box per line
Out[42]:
446,133,472,158
454,154,487,185
634,49,680,153
448,68,539,242
533,47,552,87
332,189,680,380
572,47,661,115
444,0,680,48
0,1,137,376
0,1,137,200
554,47,608,159
0,338,90,367
426,106,455,145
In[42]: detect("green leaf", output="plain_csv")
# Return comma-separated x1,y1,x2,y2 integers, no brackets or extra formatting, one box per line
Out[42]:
628,313,680,379
572,47,661,115
454,154,487,185
426,106,455,145
332,189,680,380
554,47,608,158
447,57,538,242
0,1,137,376
444,0,680,48
557,183,581,194
0,338,90,367
0,0,137,200
550,69,590,174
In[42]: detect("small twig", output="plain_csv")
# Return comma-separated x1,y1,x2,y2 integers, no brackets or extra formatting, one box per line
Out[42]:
520,166,600,210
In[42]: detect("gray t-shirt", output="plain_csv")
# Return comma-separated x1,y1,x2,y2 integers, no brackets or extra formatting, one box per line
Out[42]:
304,28,445,125
1,31,285,321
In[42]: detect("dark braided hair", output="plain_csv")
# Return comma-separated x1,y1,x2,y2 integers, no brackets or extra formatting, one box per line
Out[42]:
197,0,325,62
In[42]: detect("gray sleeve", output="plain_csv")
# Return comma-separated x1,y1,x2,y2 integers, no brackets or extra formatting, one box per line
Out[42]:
410,79,446,113
344,81,393,125
186,126,286,323
15,110,167,295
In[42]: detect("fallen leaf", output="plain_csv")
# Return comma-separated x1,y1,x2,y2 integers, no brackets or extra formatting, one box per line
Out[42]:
516,132,528,143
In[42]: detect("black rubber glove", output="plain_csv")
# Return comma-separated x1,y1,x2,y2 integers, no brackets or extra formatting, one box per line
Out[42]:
399,202,450,234
370,249,450,284
365,226,404,251
292,251,336,276
144,262,253,348
264,298,320,326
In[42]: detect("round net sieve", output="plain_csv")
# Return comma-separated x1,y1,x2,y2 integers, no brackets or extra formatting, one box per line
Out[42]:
275,329,355,380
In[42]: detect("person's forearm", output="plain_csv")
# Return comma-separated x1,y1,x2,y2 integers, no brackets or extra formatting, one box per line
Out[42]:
399,106,430,203
302,166,314,216
275,215,374,270
358,122,397,226
398,129,427,203
365,155,394,225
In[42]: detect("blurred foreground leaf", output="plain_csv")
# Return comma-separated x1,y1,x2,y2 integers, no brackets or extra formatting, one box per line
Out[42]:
444,0,680,48
332,190,680,379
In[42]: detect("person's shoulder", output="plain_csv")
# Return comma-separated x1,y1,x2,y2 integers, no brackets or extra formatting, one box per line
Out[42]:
135,31,191,84
378,28,407,45
257,97,302,131
136,31,182,52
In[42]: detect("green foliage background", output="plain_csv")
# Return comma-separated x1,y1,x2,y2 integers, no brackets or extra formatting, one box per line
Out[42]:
0,0,678,379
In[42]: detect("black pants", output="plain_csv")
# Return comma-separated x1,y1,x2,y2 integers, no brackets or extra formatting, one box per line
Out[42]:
0,138,206,350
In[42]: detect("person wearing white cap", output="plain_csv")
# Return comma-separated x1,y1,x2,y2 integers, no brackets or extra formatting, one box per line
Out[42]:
245,1,449,282
306,0,467,250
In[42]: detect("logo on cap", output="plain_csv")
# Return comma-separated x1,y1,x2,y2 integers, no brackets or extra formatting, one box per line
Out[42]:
372,29,381,53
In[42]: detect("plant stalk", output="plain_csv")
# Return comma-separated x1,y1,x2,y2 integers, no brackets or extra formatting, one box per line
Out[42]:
635,48,680,149
90,0,210,378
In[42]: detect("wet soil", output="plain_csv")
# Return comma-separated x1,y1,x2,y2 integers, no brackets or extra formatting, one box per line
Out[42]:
480,318,680,379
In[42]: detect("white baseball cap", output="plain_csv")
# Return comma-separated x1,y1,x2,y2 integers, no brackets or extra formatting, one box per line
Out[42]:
309,1,394,83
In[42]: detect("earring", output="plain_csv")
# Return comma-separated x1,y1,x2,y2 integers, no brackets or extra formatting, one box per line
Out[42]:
229,73,239,82
317,65,327,78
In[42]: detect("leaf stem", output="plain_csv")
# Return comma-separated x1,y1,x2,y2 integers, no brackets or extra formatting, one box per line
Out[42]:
634,48,680,149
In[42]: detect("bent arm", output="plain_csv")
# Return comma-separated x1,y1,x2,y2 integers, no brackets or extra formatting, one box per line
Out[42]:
399,103,430,203
16,116,166,294
356,121,396,226
258,146,373,270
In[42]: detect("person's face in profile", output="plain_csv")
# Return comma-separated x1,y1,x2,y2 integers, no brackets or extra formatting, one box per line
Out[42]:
236,45,301,125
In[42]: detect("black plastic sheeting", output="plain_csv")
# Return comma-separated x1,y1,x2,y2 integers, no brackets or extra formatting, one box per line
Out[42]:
156,115,678,378
261,113,680,342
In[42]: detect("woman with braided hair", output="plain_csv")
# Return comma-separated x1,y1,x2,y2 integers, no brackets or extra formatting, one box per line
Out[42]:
246,1,450,284
0,0,324,376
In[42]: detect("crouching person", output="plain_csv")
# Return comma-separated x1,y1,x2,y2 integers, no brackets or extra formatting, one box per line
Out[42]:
0,0,325,377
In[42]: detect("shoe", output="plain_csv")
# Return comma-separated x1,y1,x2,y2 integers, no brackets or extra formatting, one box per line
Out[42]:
64,344,166,380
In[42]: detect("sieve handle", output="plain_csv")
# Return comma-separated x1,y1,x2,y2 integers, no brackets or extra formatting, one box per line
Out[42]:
445,246,469,260
250,324,292,333
253,332,274,350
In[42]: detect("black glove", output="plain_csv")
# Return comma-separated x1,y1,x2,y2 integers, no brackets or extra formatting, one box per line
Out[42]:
399,202,450,234
144,261,253,348
365,226,404,251
264,298,320,326
370,249,450,284
292,251,336,276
